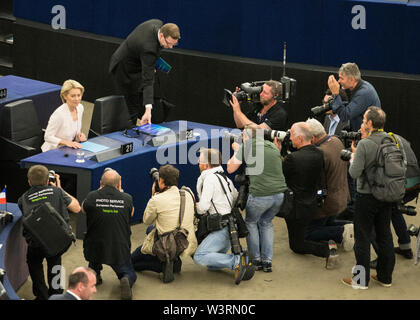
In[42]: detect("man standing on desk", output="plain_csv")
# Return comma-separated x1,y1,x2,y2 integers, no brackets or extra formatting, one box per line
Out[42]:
109,19,180,127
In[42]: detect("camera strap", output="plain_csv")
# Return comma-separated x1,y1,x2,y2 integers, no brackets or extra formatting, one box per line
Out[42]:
214,172,234,211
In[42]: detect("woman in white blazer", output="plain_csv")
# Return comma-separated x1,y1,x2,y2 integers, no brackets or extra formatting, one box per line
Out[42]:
42,79,87,152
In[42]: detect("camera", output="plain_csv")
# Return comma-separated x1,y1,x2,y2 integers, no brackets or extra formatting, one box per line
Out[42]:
48,170,56,183
316,189,328,207
223,82,263,107
339,130,362,149
263,129,289,142
224,131,242,144
340,149,353,162
397,204,417,216
150,168,160,192
408,224,420,237
311,97,334,117
234,172,249,211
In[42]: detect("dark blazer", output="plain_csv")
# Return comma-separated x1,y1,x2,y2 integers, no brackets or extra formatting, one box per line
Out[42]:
323,116,349,136
283,145,324,220
109,19,163,106
48,291,79,300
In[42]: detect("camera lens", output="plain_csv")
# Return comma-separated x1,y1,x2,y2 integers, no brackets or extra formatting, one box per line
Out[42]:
340,149,352,161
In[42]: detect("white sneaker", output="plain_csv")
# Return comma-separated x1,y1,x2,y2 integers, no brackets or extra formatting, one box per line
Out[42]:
342,223,355,252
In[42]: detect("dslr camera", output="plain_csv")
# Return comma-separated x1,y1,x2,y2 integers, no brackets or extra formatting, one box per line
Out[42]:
407,224,420,237
149,168,160,192
397,204,417,216
311,97,334,117
339,130,362,149
48,170,56,183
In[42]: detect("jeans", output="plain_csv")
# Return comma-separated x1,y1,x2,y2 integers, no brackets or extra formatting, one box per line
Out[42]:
353,193,395,285
26,246,63,300
245,193,284,263
89,259,137,287
306,216,348,244
193,226,240,270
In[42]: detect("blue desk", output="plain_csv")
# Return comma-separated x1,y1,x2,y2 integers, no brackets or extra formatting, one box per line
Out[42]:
0,75,62,128
21,120,234,228
0,203,29,300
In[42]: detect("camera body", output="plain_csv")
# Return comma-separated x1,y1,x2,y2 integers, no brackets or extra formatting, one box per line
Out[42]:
48,170,56,183
397,204,417,216
149,168,160,192
311,97,334,117
339,130,362,149
234,173,249,211
408,224,420,237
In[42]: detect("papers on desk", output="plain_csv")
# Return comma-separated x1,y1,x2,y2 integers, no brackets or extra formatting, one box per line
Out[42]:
136,124,171,136
81,141,109,153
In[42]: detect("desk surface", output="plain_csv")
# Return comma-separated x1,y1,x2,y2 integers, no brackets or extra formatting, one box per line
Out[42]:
0,203,27,300
21,120,235,222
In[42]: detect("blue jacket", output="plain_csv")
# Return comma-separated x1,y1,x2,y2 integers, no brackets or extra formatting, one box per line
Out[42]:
332,80,381,131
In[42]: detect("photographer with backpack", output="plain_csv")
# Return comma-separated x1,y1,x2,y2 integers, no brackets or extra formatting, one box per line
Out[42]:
342,107,403,289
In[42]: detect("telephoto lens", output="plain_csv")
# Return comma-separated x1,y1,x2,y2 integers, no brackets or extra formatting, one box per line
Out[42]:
149,168,160,192
340,149,353,161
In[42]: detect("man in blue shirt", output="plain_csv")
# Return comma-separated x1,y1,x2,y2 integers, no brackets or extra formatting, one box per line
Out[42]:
328,63,381,132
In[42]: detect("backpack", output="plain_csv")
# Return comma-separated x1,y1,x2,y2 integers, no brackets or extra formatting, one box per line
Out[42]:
364,133,407,203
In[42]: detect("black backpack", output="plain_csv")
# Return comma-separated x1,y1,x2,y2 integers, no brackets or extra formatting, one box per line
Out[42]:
364,133,407,203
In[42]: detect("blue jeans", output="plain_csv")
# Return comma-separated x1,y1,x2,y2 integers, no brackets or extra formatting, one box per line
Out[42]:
88,259,137,287
193,226,240,270
245,193,284,263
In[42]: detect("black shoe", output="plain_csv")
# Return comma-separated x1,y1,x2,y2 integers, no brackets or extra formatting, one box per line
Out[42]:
234,251,251,285
173,257,182,274
96,274,103,286
253,260,263,271
120,276,132,300
242,261,256,281
162,259,174,283
395,247,413,259
370,259,378,270
262,261,272,273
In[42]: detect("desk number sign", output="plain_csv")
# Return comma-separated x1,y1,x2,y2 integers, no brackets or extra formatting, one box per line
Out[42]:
0,88,7,99
121,142,134,154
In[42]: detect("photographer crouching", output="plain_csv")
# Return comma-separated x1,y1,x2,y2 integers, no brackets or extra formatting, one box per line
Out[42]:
229,80,288,131
193,148,255,285
130,165,197,283
227,124,287,273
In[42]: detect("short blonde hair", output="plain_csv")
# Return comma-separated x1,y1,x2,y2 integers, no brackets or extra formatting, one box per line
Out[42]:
60,79,85,103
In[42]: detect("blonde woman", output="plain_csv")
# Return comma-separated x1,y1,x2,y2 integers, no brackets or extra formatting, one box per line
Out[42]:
42,79,87,152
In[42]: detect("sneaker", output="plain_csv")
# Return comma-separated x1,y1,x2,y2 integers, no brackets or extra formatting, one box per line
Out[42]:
341,277,368,290
162,259,174,283
173,257,182,274
262,261,272,273
370,258,378,270
120,276,132,300
242,261,256,281
326,240,339,270
342,223,355,252
253,260,263,271
395,247,413,259
371,275,392,287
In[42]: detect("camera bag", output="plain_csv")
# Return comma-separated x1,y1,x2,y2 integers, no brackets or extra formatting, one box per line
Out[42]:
152,190,189,262
22,202,75,257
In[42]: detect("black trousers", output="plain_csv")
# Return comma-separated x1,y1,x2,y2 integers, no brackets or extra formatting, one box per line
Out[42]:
285,206,330,258
26,246,63,300
353,193,395,285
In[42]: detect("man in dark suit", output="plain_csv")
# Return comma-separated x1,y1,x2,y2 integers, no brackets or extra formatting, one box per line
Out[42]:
49,267,97,300
275,122,339,269
109,19,180,126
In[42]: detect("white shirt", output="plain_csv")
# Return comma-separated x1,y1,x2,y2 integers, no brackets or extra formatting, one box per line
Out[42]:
66,290,81,300
196,166,238,215
42,103,84,152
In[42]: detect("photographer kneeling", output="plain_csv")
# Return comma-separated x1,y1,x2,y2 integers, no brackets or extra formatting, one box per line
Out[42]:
193,148,255,285
130,165,197,283
227,124,287,272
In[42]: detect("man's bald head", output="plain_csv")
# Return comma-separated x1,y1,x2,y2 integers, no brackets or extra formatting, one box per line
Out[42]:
100,169,121,189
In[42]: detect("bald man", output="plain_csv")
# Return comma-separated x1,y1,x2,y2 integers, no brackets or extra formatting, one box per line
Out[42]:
49,267,97,300
82,169,136,300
